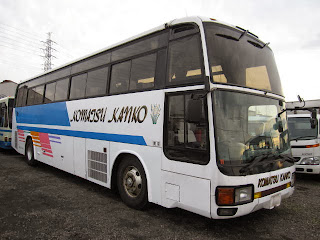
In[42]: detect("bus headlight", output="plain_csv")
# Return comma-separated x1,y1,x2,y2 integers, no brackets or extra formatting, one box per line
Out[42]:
235,186,253,204
300,157,320,165
216,185,253,206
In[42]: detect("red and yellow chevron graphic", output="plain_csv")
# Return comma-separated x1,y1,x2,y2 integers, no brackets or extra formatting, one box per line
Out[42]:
30,131,53,158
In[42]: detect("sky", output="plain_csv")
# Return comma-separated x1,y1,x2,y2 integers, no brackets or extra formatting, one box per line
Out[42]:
0,0,319,101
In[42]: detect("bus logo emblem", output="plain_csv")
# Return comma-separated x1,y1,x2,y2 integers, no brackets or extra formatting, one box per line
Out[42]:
151,104,161,124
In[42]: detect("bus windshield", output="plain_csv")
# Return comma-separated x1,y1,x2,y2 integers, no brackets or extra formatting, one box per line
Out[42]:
288,117,318,141
204,23,283,96
213,90,292,176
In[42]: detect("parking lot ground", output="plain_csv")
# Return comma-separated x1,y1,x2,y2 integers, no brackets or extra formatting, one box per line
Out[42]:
0,149,319,240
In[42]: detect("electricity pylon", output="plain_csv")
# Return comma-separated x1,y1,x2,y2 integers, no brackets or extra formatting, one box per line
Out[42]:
41,32,56,72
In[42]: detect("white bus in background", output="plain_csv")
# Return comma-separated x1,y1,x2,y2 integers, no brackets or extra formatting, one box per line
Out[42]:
12,16,296,219
287,100,320,174
0,96,14,149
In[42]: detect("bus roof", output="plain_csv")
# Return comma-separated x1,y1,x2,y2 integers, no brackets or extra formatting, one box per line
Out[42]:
18,16,251,85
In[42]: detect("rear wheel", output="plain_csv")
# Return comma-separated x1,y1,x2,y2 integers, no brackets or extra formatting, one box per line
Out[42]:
117,156,148,210
25,139,37,166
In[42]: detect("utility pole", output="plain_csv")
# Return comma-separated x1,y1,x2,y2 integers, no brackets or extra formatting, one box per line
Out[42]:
41,32,56,72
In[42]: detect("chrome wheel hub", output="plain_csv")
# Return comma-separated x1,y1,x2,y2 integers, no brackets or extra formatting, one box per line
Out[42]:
123,166,142,198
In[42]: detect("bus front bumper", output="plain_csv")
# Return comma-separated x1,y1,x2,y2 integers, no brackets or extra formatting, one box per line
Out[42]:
211,185,295,219
295,164,320,174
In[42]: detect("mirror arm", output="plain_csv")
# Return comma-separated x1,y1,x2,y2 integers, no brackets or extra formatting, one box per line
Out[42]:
192,76,211,100
278,109,287,117
204,75,211,92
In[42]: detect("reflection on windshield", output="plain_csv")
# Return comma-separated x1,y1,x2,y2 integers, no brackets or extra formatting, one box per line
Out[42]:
213,91,292,176
288,117,318,140
205,23,283,96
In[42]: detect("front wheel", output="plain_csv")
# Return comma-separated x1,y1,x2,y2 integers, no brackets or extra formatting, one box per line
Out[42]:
117,156,148,210
25,139,37,166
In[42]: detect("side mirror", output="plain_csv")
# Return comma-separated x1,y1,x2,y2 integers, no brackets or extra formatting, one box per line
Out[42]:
273,117,283,132
186,99,202,123
310,119,317,129
310,109,318,129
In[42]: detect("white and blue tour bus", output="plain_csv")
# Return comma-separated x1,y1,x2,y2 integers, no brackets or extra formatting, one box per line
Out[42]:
12,16,296,219
0,96,14,149
287,100,320,175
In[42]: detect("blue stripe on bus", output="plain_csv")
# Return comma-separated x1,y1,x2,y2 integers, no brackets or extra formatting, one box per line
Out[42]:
17,126,147,146
16,102,71,127
0,129,11,132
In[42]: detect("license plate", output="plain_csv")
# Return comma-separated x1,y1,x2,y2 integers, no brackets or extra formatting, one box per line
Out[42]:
267,193,281,209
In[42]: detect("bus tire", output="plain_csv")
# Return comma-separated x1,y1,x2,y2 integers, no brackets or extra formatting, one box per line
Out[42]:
117,156,148,210
25,139,37,166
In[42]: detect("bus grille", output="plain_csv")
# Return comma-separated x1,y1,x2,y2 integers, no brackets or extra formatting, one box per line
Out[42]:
88,150,107,183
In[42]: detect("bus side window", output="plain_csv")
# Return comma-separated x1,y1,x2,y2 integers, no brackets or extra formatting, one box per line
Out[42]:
85,67,109,97
109,61,131,94
20,86,28,107
15,87,23,107
27,88,36,106
34,85,44,105
3,103,8,127
8,99,13,129
44,82,56,103
165,92,209,164
55,78,69,101
0,102,4,127
129,53,157,91
167,34,203,86
71,53,110,75
70,74,87,100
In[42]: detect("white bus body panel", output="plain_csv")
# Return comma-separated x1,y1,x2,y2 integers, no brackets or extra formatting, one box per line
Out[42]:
12,90,166,208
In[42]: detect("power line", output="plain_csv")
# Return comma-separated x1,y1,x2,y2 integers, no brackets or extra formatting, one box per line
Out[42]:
1,48,41,63
55,43,76,59
0,52,42,67
0,23,42,42
0,26,42,47
0,59,42,70
0,23,82,71
2,53,41,63
0,60,42,72
0,30,42,49
0,42,41,55
0,37,42,54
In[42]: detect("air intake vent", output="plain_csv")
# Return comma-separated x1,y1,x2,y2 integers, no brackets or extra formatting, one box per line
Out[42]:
88,150,107,183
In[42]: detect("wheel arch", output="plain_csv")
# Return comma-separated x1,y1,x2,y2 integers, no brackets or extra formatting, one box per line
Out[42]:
25,136,33,155
110,151,152,202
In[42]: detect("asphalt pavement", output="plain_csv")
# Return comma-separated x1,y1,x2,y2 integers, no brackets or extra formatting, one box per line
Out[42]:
0,148,319,240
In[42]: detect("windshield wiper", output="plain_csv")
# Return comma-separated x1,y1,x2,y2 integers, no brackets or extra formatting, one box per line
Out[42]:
291,135,317,141
239,153,296,175
277,153,297,163
239,153,274,175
